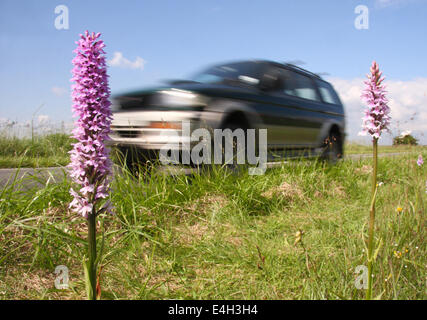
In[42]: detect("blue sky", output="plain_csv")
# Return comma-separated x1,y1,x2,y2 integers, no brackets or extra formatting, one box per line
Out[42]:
1,0,426,143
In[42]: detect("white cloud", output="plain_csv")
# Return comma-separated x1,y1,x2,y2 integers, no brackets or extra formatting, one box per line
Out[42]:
51,86,67,97
37,115,50,124
376,0,400,6
330,77,427,145
108,52,146,70
375,0,418,8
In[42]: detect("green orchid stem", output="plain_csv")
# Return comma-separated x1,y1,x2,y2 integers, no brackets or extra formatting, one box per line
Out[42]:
88,213,97,300
366,138,378,300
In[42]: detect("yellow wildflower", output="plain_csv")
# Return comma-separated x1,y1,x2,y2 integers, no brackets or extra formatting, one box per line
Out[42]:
294,230,304,246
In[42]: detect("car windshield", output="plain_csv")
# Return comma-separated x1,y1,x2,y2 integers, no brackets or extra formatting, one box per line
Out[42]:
190,62,262,86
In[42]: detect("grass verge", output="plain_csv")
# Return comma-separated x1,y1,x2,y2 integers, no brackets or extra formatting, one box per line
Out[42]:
0,152,425,299
0,133,73,168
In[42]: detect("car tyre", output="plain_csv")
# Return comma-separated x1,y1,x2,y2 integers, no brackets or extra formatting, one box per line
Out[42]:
219,121,248,172
321,132,342,165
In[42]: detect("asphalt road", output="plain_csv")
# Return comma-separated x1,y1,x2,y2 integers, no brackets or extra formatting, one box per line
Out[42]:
0,152,409,188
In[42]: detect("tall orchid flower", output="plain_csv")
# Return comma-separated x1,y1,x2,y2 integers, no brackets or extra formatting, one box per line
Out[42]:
69,31,112,300
360,61,390,300
360,61,391,139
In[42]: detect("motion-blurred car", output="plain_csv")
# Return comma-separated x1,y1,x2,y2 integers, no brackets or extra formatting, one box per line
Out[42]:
109,60,346,165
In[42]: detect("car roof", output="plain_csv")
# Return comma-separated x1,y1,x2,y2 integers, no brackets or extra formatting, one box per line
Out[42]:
258,60,324,80
220,59,325,81
204,59,325,81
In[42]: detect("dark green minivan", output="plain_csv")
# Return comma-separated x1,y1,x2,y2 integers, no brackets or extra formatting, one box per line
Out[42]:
110,60,346,163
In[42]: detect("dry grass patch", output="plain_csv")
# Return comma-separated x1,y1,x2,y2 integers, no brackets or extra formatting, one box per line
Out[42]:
327,183,347,198
187,194,229,212
174,222,212,245
216,222,245,247
262,178,304,202
354,164,372,175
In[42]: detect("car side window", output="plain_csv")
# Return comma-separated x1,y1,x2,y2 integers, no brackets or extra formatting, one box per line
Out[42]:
279,69,297,96
316,80,341,105
293,73,320,101
280,69,320,102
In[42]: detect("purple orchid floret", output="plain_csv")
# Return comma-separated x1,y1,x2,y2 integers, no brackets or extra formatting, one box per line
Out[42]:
359,61,391,140
417,154,423,167
68,31,113,219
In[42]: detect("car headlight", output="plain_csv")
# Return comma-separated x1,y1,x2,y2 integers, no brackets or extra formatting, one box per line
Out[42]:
158,89,206,107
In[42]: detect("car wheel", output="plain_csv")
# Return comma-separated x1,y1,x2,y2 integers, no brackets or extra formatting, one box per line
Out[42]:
219,121,248,172
321,132,342,164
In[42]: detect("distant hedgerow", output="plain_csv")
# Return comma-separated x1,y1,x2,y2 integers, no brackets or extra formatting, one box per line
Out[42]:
393,134,418,146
